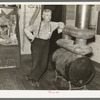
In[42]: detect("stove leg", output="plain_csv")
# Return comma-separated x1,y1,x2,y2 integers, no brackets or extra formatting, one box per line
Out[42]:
68,81,87,90
55,70,58,82
69,81,72,90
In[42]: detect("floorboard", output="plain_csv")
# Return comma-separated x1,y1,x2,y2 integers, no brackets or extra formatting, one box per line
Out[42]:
0,55,99,90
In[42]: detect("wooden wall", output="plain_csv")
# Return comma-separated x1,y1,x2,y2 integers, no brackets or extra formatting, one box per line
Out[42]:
19,5,41,54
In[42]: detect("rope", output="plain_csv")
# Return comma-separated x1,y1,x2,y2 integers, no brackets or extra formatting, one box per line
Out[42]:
29,5,41,25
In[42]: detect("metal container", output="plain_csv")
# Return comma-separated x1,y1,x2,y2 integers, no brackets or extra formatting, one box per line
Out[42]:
75,5,91,29
52,48,95,87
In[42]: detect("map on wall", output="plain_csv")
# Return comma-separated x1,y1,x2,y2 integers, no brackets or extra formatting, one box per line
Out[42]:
0,7,18,45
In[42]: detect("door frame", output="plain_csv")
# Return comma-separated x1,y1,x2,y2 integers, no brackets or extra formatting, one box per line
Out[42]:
41,5,66,24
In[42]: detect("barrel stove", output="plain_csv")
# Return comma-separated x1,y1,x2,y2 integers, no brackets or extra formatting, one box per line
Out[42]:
52,5,95,90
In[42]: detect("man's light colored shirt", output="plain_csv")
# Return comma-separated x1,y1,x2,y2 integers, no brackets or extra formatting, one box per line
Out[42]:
25,21,64,40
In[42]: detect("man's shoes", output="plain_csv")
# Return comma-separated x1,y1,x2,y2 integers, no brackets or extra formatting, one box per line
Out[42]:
25,75,39,87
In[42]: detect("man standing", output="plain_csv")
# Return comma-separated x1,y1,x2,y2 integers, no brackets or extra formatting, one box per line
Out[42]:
24,9,64,86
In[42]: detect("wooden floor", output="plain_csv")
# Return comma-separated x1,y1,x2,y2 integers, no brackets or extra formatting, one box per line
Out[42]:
0,55,100,90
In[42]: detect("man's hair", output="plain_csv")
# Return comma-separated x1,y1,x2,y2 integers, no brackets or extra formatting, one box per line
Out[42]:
43,9,52,14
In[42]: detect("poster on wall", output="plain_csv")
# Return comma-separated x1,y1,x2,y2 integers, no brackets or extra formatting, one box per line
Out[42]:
0,5,18,45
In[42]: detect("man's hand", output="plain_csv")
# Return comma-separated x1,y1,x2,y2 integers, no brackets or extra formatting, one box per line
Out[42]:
30,35,35,42
58,22,65,34
24,28,35,42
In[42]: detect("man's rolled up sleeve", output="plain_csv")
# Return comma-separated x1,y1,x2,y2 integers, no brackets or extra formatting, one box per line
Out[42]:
58,22,65,34
24,25,35,41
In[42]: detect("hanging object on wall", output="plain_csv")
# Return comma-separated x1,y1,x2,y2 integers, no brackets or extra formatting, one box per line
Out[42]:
0,5,20,69
29,5,41,25
28,5,35,8
0,7,18,45
1,8,13,15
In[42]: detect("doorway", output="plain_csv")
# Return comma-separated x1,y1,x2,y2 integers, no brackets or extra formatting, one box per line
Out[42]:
42,5,66,55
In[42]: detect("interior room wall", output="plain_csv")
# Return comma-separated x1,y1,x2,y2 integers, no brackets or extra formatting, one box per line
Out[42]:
88,5,100,63
18,5,41,54
18,5,100,63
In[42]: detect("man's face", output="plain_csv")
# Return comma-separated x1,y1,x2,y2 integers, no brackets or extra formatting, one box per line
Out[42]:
42,12,52,22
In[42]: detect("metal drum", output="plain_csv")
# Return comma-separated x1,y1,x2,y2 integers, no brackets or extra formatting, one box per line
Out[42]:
68,56,95,87
52,48,95,87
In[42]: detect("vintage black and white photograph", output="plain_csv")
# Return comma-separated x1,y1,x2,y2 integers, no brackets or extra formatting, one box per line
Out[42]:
0,3,100,91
